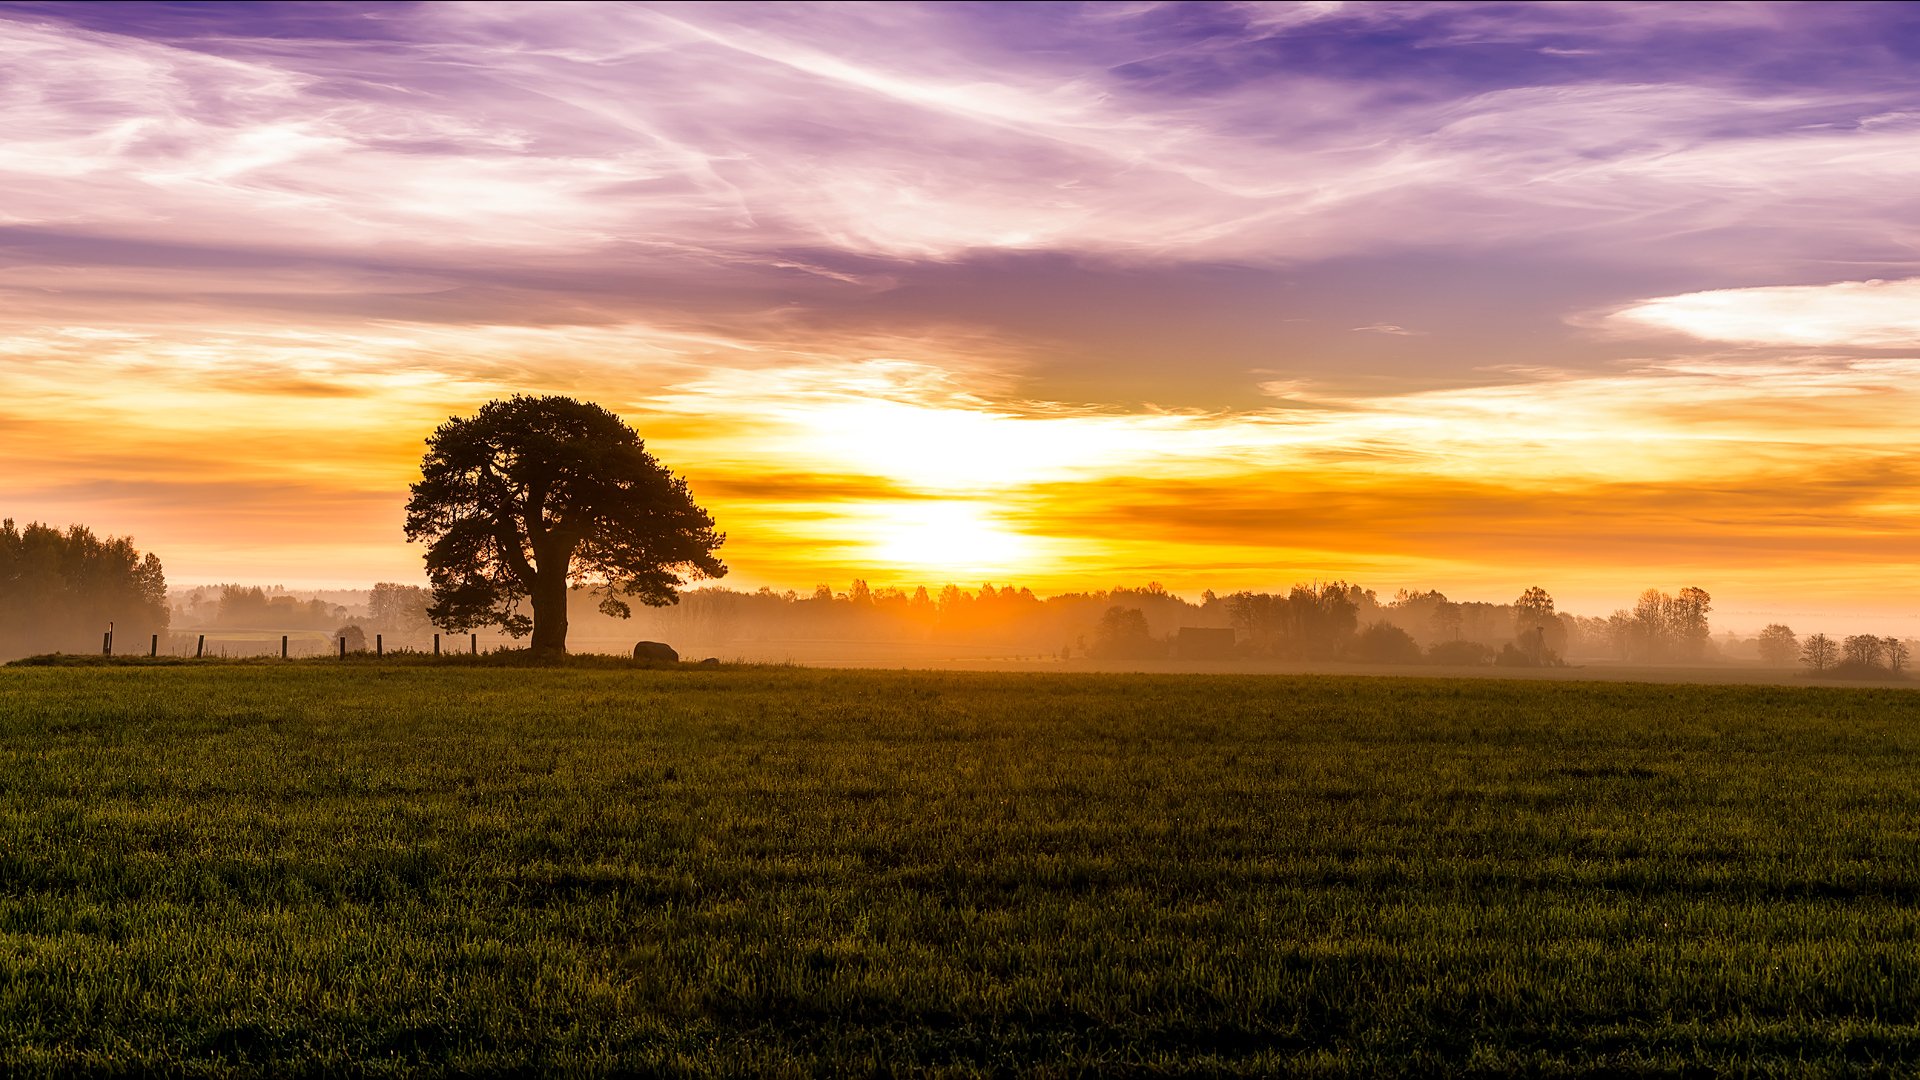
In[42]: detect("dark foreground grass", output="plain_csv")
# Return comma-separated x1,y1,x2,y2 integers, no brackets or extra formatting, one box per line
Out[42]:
0,665,1917,1076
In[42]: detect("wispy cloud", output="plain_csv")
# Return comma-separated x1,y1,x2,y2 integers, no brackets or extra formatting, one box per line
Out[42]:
1612,277,1920,348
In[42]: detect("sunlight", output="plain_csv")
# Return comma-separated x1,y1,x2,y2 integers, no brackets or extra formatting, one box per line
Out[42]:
856,501,1039,578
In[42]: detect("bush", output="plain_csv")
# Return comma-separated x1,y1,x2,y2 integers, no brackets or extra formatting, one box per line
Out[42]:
1349,622,1423,664
1822,659,1904,680
1496,642,1564,668
1427,640,1495,666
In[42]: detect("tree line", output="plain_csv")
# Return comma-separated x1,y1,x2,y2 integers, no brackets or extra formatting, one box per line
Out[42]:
5,511,1910,675
1755,625,1912,677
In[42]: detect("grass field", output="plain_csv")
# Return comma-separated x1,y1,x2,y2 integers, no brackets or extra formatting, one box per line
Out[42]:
0,662,1917,1075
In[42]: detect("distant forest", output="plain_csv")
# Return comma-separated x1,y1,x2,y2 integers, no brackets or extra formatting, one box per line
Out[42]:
0,520,168,658
2,518,1913,675
322,578,1910,675
533,579,1812,668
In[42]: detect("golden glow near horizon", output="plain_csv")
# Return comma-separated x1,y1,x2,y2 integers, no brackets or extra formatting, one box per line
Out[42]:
2,3,1919,633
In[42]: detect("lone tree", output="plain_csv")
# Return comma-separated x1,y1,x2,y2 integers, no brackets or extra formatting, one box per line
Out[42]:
403,395,726,656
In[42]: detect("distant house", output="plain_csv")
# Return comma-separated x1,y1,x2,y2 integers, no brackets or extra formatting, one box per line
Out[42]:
1172,626,1235,660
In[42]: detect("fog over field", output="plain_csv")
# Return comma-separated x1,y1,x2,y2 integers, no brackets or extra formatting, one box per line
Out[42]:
90,577,1904,687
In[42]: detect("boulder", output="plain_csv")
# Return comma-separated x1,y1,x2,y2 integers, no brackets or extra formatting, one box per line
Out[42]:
632,641,679,663
697,657,721,667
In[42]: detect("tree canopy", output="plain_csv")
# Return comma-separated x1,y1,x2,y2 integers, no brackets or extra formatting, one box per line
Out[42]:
403,395,726,655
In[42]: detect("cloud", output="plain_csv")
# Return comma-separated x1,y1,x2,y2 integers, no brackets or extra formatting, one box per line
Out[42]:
4,1,1919,284
1611,277,1920,348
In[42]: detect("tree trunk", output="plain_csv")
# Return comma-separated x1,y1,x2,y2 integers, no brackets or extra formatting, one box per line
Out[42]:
529,571,570,656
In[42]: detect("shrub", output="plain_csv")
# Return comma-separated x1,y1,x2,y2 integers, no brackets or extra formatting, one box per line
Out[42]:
1427,640,1495,666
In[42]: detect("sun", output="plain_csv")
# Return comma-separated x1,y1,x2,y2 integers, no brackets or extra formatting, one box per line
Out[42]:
858,501,1039,579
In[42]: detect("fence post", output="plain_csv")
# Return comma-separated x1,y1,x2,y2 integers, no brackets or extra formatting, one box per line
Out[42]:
281,635,289,660
102,631,111,656
150,634,158,658
339,637,346,659
376,634,383,657
471,633,477,655
434,633,441,657
196,635,205,659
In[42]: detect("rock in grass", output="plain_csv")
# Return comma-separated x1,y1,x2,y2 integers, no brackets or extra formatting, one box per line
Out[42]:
632,641,678,663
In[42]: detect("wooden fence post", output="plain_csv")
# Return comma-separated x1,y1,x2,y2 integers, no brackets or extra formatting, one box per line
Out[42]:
196,635,204,659
281,635,289,660
434,633,441,657
150,634,158,658
471,633,478,655
376,634,383,657
102,631,111,656
339,637,347,659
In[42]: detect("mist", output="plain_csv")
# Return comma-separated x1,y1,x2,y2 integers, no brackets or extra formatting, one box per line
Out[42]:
5,513,1910,677
126,577,1914,680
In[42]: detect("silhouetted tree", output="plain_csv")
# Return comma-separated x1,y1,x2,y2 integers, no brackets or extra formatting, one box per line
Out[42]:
1628,589,1668,660
1090,606,1157,660
1800,633,1837,672
1886,637,1910,675
403,395,726,656
1513,586,1555,638
1756,624,1798,667
1842,634,1886,670
1616,586,1711,662
1672,586,1713,661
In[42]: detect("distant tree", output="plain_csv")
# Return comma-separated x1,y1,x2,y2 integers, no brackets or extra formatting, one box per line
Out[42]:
1842,634,1886,670
336,623,369,653
1671,586,1713,660
1629,589,1668,661
403,395,726,656
0,520,168,658
1605,609,1635,660
1800,633,1837,672
1431,600,1463,642
1885,637,1911,676
1350,621,1422,664
367,582,435,636
1225,582,1366,659
208,586,342,630
1617,586,1711,662
1756,624,1798,667
1090,606,1157,660
1513,586,1555,637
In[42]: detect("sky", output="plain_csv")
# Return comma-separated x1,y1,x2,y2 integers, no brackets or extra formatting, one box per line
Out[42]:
2,0,1919,633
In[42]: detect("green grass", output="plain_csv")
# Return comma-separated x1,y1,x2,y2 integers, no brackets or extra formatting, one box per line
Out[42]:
0,664,1916,1075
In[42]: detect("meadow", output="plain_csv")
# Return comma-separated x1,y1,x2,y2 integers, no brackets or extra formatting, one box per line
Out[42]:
0,661,1917,1075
